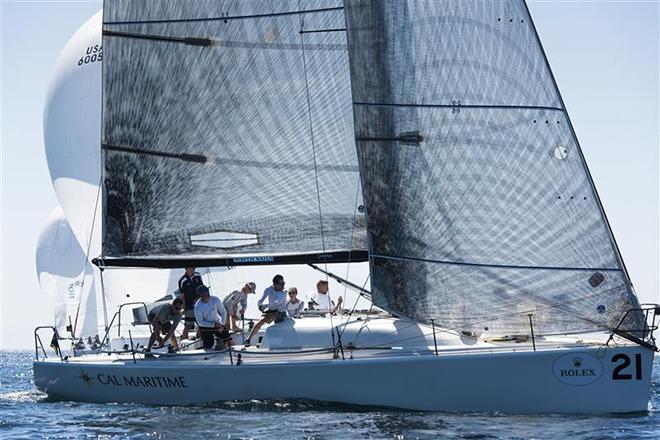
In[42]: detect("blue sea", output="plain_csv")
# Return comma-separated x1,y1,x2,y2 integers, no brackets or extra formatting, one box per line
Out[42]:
1,351,659,439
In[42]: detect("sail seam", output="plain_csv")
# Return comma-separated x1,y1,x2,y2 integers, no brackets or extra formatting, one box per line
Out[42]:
372,254,621,273
103,6,344,25
354,102,564,112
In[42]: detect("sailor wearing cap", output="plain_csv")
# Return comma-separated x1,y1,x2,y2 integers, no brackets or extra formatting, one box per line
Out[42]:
193,285,230,350
222,282,257,331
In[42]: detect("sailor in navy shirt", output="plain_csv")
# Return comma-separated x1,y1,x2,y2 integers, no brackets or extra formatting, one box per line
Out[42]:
178,267,204,340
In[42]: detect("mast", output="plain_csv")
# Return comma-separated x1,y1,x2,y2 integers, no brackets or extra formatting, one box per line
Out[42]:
99,268,109,332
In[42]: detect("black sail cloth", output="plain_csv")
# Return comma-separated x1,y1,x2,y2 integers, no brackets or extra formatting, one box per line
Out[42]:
101,0,366,266
343,0,643,335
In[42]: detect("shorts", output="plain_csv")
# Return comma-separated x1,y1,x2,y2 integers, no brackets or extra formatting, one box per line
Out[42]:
264,310,287,323
184,309,196,330
160,321,172,335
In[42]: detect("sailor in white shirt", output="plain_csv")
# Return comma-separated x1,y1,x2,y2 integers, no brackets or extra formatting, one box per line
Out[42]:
309,279,342,312
285,287,304,318
223,282,256,331
245,274,287,347
193,285,229,349
257,284,287,312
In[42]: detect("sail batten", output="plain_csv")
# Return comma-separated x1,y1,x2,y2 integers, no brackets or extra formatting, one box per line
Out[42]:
344,0,643,335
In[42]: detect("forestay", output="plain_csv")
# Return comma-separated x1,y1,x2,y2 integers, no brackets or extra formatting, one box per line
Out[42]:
100,0,366,267
344,0,643,335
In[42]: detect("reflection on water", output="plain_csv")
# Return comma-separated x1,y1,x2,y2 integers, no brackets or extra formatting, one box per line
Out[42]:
1,351,659,439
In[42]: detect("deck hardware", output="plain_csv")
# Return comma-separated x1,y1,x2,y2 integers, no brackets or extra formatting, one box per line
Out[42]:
605,304,660,351
431,319,438,355
335,327,345,360
128,330,137,364
34,326,62,361
528,314,536,351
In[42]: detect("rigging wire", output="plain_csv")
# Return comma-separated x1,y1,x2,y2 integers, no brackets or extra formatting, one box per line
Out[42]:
338,273,371,339
297,1,337,353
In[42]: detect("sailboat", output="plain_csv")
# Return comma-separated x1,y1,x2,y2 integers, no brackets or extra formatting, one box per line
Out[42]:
34,0,658,413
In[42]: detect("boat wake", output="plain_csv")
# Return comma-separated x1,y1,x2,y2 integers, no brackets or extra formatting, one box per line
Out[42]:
0,390,46,404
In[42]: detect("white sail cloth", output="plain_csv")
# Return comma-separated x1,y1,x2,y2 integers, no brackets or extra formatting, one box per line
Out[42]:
36,207,99,338
43,11,102,255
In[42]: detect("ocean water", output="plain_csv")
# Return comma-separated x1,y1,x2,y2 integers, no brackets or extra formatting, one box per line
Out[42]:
1,351,659,439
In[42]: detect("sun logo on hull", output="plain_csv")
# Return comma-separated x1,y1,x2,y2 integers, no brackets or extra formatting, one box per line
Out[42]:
77,368,94,388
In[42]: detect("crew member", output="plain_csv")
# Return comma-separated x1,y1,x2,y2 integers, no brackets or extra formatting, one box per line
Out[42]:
244,274,287,347
146,298,184,352
223,282,257,331
309,279,342,313
286,287,304,318
178,267,204,340
194,285,229,350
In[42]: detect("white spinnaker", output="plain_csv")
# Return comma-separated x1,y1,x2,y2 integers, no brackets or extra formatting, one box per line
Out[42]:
43,11,102,254
36,207,100,338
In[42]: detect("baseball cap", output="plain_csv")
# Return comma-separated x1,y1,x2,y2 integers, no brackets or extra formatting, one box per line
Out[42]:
246,282,256,293
196,285,210,295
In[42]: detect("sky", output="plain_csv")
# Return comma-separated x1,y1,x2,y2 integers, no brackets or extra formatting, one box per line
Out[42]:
1,1,658,349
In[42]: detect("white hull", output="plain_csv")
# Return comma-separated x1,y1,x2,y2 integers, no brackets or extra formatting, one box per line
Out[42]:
34,342,654,413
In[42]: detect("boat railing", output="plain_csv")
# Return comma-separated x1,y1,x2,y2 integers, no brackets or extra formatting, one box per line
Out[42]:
99,302,152,352
606,303,660,351
34,326,63,362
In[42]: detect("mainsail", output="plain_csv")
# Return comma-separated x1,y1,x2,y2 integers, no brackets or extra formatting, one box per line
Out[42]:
100,0,366,267
343,0,643,335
